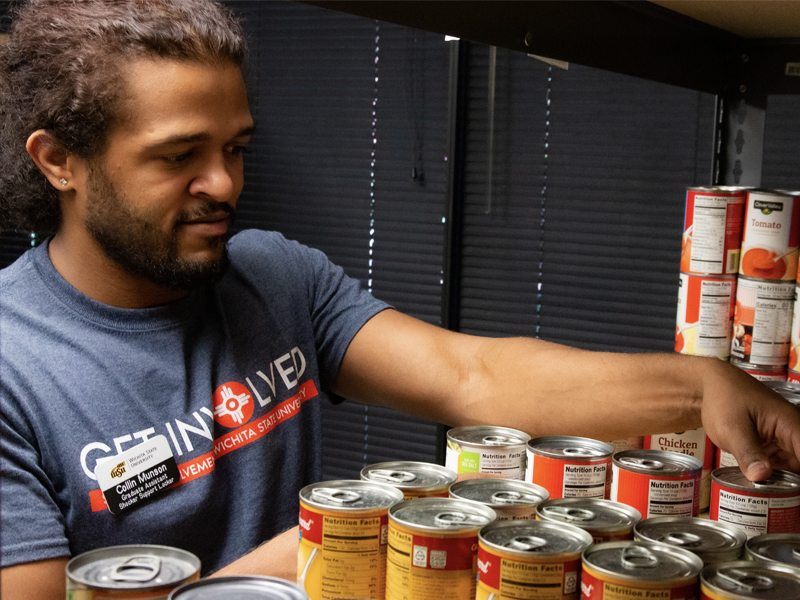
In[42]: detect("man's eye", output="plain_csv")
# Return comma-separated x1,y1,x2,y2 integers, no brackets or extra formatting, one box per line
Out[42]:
164,151,192,164
227,145,247,157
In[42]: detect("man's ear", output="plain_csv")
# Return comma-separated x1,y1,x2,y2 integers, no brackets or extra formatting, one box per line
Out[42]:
26,130,75,192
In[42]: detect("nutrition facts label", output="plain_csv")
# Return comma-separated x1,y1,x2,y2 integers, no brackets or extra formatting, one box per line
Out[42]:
698,279,735,349
647,478,696,518
751,291,794,362
690,195,741,274
562,463,607,498
446,446,526,480
320,515,386,599
476,554,573,600
715,489,800,539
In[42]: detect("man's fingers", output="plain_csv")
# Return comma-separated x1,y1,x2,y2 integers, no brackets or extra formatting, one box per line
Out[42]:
723,422,772,482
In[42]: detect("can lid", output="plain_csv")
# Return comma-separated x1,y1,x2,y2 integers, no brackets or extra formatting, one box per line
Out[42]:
168,576,309,599
747,534,800,568
634,517,746,556
536,498,641,532
712,467,800,493
614,449,703,475
702,561,800,599
299,480,403,511
583,541,703,582
449,479,549,507
389,497,496,532
361,461,456,491
447,426,530,447
479,520,592,558
527,436,613,460
764,381,800,405
67,545,200,591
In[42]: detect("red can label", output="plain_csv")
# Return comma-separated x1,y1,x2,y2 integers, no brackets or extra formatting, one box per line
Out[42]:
790,369,800,384
709,481,800,539
530,453,611,500
675,273,736,358
731,277,794,365
740,191,800,281
681,188,745,275
644,429,715,510
610,466,700,518
581,566,698,599
477,546,580,600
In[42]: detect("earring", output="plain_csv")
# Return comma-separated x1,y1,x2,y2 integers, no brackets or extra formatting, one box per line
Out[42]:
59,178,68,187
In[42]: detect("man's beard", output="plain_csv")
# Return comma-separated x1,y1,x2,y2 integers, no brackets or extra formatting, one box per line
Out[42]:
85,163,234,291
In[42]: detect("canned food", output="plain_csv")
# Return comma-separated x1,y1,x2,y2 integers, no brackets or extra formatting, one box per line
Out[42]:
710,467,800,539
525,436,613,500
746,533,800,568
536,498,641,544
634,516,746,565
739,189,800,281
446,426,530,480
611,450,703,518
476,520,592,600
449,478,549,520
791,285,800,372
675,272,737,358
67,545,201,600
644,427,716,510
791,370,800,384
168,576,309,599
731,359,788,382
385,497,496,600
701,560,800,599
297,480,403,600
361,461,457,499
581,541,703,600
681,186,746,275
731,276,794,365
608,437,644,453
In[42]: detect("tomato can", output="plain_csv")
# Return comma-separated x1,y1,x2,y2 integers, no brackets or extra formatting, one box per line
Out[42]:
676,272,737,358
731,358,787,382
535,498,641,544
297,480,403,600
525,436,613,500
731,276,794,365
644,427,716,511
739,189,800,281
361,461,457,500
66,545,201,600
681,186,747,276
476,519,592,600
449,478,549,520
700,560,800,599
385,497,496,600
581,541,702,600
446,426,530,481
634,516,746,565
168,576,309,599
709,467,800,539
611,450,703,518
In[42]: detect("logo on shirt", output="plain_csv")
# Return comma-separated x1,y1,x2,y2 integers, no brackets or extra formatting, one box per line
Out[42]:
212,382,254,428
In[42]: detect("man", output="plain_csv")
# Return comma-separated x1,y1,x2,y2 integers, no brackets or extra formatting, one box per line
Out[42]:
1,1,799,598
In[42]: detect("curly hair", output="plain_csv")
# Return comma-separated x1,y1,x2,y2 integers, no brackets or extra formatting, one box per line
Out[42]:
0,0,246,232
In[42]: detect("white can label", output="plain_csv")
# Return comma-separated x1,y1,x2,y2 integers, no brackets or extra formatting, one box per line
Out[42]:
717,489,800,538
563,464,607,498
690,195,738,274
647,479,696,518
718,450,739,468
732,279,794,364
446,442,526,480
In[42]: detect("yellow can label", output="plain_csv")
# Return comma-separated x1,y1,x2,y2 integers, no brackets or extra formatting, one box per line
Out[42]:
298,500,388,600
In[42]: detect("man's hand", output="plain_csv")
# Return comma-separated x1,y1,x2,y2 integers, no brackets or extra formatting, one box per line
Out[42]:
211,526,299,581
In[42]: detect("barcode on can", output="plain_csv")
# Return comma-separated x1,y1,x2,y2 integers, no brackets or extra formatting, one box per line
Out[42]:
786,63,800,76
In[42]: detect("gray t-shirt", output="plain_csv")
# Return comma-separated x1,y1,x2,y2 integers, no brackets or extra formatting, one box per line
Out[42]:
0,229,388,573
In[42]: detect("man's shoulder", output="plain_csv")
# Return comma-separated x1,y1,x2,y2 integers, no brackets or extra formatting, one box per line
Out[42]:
0,246,41,301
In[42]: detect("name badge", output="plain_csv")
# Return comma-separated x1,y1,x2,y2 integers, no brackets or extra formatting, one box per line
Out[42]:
94,435,180,515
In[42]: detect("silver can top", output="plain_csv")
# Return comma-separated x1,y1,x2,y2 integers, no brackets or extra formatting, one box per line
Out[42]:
634,517,746,564
536,498,641,533
168,576,309,599
613,449,703,476
701,561,800,599
583,541,703,583
447,426,530,448
361,461,456,491
67,545,200,592
389,497,496,533
747,534,800,568
712,468,800,494
299,480,403,512
764,380,800,405
527,436,613,461
479,520,592,558
449,478,549,507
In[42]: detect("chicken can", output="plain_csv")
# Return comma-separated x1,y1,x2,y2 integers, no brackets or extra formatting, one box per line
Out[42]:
449,478,549,520
535,498,641,544
746,533,800,568
385,497,496,600
709,467,800,539
297,480,403,600
739,189,800,281
681,186,747,276
67,545,201,600
731,276,794,366
476,519,592,600
675,272,737,358
168,576,309,599
611,450,702,518
700,560,800,599
446,426,530,481
581,541,702,600
361,461,457,499
634,516,746,565
525,436,613,500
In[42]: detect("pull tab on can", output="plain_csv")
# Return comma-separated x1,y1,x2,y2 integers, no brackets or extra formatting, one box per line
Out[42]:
111,555,161,584
311,488,361,505
491,491,540,506
435,511,490,528
619,456,665,471
717,568,775,592
663,532,703,548
621,545,659,569
564,447,598,457
484,435,517,446
541,505,596,523
503,535,549,553
369,469,418,484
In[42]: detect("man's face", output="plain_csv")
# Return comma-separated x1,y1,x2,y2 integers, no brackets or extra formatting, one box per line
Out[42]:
81,59,254,290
